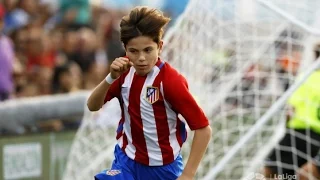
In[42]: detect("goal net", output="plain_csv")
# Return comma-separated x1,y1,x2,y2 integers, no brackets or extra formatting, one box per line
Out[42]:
63,0,320,179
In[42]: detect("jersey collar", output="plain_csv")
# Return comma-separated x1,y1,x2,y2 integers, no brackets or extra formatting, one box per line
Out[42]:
155,58,165,69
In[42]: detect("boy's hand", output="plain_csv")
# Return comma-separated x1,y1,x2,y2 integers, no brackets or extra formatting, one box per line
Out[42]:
110,57,133,79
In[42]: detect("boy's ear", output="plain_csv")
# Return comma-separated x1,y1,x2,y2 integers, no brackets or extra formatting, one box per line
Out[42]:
158,41,164,55
159,41,164,49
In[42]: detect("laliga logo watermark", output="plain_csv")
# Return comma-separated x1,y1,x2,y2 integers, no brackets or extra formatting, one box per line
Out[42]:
243,172,297,180
243,172,266,180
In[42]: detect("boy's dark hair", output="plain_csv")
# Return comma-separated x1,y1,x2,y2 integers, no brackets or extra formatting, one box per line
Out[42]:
120,6,171,47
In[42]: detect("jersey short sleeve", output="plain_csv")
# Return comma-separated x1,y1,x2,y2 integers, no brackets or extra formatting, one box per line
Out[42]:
163,73,209,130
104,77,121,103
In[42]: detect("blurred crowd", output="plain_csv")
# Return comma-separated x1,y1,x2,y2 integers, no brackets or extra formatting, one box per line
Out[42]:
0,0,188,134
0,0,188,101
0,0,126,101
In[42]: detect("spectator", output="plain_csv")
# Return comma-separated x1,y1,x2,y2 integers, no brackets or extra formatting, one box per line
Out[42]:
3,0,29,34
0,4,15,101
52,62,82,94
59,0,91,29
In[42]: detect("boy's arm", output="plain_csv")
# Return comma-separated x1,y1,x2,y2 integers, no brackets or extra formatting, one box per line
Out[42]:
87,79,113,111
87,57,132,111
179,126,212,179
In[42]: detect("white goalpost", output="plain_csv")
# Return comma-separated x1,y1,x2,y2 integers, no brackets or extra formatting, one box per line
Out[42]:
62,0,320,179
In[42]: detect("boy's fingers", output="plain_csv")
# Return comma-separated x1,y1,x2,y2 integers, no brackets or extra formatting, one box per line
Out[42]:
119,57,129,62
118,57,133,68
111,57,132,73
112,61,123,69
117,59,131,67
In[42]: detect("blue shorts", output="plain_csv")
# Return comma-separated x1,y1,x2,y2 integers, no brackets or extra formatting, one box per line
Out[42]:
94,145,183,180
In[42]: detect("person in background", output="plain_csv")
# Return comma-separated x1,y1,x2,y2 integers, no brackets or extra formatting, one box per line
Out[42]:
52,61,82,94
293,44,320,180
264,43,320,179
59,0,91,29
0,4,15,101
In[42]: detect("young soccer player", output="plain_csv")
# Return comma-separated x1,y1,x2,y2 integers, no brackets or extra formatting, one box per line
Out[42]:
87,6,212,180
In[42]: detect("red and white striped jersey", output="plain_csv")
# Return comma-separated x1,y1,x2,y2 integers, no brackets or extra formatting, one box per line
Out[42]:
104,59,209,166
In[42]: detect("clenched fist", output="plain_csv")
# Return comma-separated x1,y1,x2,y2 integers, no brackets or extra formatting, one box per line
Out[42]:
110,57,134,79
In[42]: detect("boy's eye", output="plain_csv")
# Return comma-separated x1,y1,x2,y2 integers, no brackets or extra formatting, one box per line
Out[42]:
145,48,152,52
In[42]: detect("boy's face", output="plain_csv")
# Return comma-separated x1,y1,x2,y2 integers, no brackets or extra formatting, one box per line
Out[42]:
125,36,163,76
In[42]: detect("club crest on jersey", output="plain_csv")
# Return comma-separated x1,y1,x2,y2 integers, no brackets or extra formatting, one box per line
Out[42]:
145,86,159,104
106,169,121,176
